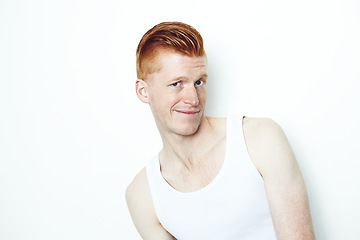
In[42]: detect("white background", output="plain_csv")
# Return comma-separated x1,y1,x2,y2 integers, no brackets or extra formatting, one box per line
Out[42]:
0,0,359,239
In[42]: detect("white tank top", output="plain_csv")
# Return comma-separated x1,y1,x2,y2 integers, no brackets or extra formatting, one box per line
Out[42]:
146,115,277,240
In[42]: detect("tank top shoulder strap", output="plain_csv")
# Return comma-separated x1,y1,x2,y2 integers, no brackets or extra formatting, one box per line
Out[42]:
226,114,264,181
226,114,245,150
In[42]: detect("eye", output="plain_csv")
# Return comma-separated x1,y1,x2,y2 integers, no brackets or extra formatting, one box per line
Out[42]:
171,82,180,87
195,80,204,86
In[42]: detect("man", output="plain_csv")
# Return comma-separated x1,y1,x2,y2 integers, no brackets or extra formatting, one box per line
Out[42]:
126,21,315,239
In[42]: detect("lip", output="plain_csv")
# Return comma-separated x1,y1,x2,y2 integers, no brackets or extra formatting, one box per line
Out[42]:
174,110,200,115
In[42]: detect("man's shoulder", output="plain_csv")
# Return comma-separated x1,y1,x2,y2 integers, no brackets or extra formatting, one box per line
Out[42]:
126,167,149,205
242,117,294,176
242,117,286,152
243,117,282,135
125,168,174,238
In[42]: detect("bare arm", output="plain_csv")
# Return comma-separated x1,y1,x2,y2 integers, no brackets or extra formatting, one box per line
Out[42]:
126,168,175,240
243,118,315,240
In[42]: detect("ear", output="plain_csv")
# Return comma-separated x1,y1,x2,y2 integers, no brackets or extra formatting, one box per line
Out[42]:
135,79,150,103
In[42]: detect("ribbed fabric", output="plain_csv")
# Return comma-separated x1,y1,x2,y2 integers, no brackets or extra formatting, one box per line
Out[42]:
146,115,277,240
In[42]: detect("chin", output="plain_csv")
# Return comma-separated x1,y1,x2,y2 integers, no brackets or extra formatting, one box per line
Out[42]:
174,125,200,136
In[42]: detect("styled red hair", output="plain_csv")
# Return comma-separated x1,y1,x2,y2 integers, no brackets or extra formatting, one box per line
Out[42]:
136,22,206,80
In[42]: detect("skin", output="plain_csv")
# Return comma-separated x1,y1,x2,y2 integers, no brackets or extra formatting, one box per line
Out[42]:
126,50,315,239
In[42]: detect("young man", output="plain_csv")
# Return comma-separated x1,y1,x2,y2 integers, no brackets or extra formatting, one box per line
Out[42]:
126,22,315,240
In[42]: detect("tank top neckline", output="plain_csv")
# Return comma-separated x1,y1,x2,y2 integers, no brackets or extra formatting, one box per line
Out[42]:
154,116,233,198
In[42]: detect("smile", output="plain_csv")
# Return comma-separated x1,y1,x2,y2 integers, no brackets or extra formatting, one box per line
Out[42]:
174,110,200,115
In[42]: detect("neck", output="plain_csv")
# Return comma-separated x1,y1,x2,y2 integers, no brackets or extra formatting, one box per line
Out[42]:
159,116,215,171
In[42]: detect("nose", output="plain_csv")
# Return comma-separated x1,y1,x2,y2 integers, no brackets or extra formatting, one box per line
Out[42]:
183,85,199,106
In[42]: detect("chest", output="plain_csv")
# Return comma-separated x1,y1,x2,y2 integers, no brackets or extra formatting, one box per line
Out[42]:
162,138,226,193
152,149,276,240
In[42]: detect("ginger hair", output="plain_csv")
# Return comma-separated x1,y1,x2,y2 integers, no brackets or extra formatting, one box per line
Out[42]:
136,21,206,80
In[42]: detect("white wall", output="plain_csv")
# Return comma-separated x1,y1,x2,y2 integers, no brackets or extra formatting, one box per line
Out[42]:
0,0,359,239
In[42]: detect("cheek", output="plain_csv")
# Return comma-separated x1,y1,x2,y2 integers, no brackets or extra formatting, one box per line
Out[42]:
149,92,177,113
199,88,207,102
154,90,180,104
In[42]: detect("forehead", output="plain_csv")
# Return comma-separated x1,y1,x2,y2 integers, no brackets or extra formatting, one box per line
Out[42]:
149,50,207,81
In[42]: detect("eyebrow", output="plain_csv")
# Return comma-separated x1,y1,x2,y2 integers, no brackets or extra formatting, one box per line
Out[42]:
199,73,208,79
171,76,186,82
171,73,208,82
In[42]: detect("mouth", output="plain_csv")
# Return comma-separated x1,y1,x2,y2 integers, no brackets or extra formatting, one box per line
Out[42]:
174,110,200,115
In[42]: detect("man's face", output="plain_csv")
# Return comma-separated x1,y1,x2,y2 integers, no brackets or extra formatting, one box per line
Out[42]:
139,50,208,137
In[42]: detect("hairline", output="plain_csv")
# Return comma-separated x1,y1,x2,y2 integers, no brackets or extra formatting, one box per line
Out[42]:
141,47,207,81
